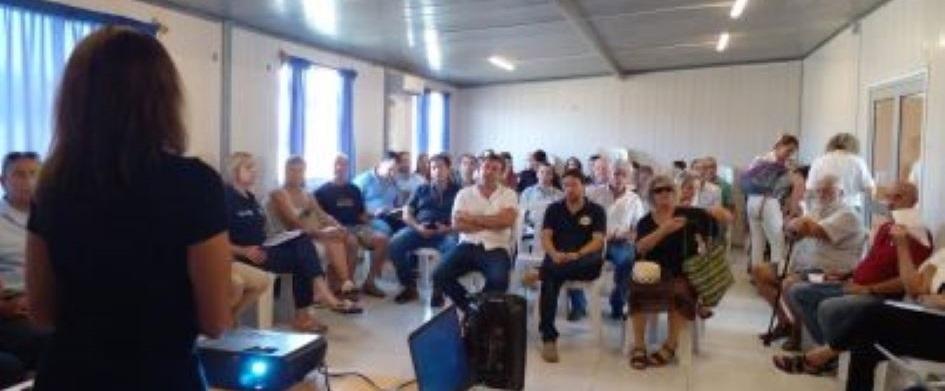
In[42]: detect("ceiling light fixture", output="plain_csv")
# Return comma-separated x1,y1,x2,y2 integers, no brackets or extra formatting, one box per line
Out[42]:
488,56,516,71
730,0,748,19
716,32,730,52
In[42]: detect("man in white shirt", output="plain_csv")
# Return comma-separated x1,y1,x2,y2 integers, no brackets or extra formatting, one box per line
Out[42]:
432,152,518,311
587,160,646,319
520,163,564,231
806,133,875,210
0,151,47,386
691,158,723,209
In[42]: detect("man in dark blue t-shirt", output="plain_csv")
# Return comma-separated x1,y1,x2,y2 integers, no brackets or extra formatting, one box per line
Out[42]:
536,169,606,363
315,155,391,298
388,154,460,304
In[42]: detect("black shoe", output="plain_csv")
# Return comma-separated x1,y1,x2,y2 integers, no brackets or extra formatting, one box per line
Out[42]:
394,287,419,304
567,307,587,322
430,290,445,308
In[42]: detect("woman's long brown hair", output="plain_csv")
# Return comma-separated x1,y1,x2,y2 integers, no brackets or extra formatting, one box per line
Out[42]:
38,26,186,200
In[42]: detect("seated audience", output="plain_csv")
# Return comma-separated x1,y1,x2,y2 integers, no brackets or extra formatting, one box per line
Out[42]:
778,175,867,350
354,151,403,234
316,155,391,298
629,175,730,370
537,170,607,363
564,156,590,184
0,152,47,388
687,159,723,209
520,163,564,235
499,151,517,189
225,152,361,334
700,157,734,210
25,28,231,388
394,151,426,206
517,149,555,193
456,153,479,187
634,164,654,197
389,154,461,304
432,152,518,311
270,157,358,297
587,160,645,320
772,181,929,374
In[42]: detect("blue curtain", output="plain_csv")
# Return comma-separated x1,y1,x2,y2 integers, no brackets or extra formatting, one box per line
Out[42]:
441,92,451,153
416,89,431,154
286,57,311,157
338,69,357,177
0,0,158,158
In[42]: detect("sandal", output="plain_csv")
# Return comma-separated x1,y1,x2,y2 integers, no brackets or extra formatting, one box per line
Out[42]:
630,348,648,370
697,305,714,319
292,318,328,334
648,345,676,367
772,354,837,375
330,300,364,315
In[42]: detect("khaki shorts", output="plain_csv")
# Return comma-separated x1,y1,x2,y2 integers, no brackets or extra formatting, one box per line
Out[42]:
347,224,379,249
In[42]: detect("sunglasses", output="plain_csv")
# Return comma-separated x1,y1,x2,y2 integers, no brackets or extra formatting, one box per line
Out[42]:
652,186,675,194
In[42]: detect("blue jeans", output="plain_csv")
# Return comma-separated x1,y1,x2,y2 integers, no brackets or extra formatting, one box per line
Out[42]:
566,241,635,316
259,236,324,309
539,254,604,341
786,281,883,345
389,227,458,287
432,243,511,311
606,241,635,315
818,294,884,349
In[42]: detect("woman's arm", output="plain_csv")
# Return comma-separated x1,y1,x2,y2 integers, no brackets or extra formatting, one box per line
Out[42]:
188,232,233,338
25,233,55,329
270,190,305,231
637,217,685,254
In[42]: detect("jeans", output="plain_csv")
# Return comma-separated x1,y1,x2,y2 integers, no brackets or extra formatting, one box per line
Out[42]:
259,235,324,309
565,241,635,316
838,303,945,391
747,195,785,265
818,294,884,349
606,241,635,315
432,243,511,312
787,282,879,345
389,227,458,287
539,254,604,342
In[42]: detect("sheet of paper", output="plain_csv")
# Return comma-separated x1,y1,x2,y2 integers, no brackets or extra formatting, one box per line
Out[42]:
263,230,304,248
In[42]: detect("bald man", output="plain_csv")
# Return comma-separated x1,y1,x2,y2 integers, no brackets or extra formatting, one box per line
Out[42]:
774,181,931,373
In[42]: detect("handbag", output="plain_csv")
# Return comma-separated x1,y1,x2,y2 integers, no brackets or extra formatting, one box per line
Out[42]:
682,237,734,307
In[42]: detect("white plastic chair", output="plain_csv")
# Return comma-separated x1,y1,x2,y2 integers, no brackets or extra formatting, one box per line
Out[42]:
414,247,442,291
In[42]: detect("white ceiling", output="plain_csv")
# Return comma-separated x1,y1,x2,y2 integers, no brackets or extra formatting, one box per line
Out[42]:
144,0,887,86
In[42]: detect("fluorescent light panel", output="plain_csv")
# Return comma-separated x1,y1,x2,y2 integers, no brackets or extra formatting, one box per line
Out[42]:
730,0,748,19
488,55,515,71
716,32,730,52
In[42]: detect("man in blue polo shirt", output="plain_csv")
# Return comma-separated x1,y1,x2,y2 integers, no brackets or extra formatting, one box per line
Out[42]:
353,151,402,235
389,153,461,304
537,169,606,363
316,154,391,298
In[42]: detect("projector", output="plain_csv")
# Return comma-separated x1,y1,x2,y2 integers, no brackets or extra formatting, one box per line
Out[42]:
197,328,326,390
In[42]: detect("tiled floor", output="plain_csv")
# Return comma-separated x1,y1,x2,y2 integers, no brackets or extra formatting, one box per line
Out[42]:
278,252,838,391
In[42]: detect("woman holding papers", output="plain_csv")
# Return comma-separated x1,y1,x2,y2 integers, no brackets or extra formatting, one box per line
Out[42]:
224,152,361,333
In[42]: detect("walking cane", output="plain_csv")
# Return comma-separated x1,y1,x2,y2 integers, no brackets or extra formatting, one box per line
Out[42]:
762,236,796,346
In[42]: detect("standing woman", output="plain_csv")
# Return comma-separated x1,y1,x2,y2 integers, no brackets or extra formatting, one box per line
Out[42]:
629,175,731,370
807,133,875,211
26,27,231,389
269,156,358,297
744,135,800,270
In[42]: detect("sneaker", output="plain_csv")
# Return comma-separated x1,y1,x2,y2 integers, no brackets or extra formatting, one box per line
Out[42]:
567,307,587,322
541,341,559,363
394,287,419,304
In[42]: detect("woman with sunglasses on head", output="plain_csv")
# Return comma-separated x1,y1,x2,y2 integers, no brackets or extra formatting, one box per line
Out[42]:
26,27,231,389
628,175,731,370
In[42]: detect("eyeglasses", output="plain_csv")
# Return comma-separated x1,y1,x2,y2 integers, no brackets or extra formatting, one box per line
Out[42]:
651,186,675,194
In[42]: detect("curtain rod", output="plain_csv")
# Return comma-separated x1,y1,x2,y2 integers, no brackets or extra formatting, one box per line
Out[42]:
278,49,352,73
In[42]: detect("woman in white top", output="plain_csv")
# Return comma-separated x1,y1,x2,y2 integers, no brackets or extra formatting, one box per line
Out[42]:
269,157,359,298
745,135,801,269
806,133,875,210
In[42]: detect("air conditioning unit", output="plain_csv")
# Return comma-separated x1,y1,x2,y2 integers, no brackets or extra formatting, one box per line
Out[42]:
401,74,425,95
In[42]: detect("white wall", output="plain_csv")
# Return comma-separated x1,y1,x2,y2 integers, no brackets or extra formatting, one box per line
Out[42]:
453,62,802,172
51,0,223,167
228,27,386,192
800,0,945,239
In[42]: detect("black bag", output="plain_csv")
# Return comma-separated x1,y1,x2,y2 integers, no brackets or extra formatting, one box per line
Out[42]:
463,293,526,390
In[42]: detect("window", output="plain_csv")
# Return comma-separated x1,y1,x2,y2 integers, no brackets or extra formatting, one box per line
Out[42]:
278,63,344,182
0,2,157,161
408,90,450,157
426,91,446,154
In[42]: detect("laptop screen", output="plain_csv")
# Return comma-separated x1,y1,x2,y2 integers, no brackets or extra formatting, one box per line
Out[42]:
408,307,473,391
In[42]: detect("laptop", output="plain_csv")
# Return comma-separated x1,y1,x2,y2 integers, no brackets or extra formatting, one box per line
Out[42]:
408,306,475,391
